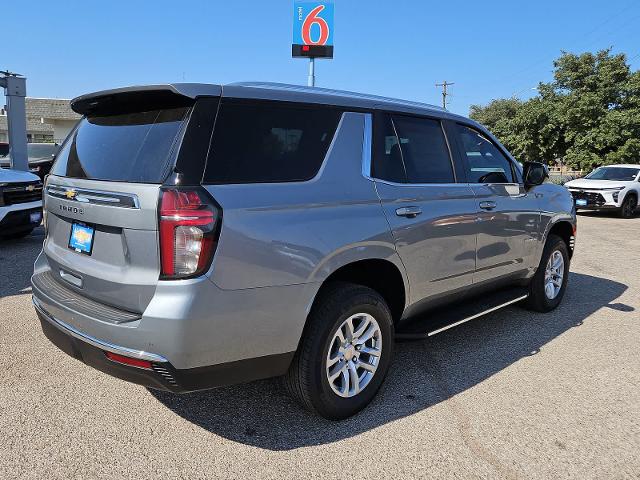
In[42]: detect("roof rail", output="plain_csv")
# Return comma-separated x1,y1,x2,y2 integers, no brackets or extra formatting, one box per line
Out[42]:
228,82,445,112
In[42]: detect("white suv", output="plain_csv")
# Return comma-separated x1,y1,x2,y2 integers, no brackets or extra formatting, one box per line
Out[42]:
565,164,640,218
0,168,43,239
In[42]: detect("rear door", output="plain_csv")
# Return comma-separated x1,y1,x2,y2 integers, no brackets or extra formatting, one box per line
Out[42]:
42,93,217,313
452,123,540,283
371,113,477,305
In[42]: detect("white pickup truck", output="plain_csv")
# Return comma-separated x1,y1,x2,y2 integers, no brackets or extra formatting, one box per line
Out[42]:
0,168,43,239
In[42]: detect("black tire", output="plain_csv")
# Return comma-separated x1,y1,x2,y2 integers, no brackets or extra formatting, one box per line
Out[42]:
284,281,394,420
0,228,34,240
619,194,637,219
524,234,570,312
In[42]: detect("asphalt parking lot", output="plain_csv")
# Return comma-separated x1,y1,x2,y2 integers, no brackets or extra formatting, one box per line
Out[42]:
1,212,639,479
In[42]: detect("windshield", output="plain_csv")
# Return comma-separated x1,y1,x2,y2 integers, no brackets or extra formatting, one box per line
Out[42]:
585,167,640,181
27,143,57,159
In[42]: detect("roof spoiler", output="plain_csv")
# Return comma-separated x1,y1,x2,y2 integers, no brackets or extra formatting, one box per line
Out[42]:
71,83,222,116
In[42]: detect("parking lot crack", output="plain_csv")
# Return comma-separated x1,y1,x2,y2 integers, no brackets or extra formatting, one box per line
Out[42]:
421,343,520,480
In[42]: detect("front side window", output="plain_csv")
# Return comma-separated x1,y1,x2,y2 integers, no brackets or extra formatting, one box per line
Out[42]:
372,114,454,184
456,124,515,184
203,101,342,184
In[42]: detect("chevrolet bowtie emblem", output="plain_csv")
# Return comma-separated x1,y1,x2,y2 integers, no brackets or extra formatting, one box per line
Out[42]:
65,189,77,200
26,185,35,192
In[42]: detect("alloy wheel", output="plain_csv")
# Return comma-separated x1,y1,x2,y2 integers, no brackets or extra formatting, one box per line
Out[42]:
544,250,565,300
325,313,382,398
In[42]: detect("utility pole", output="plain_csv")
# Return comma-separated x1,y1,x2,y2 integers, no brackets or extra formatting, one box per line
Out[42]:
0,71,28,171
435,80,454,109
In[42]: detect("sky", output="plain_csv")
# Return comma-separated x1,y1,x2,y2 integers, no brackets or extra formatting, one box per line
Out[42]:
2,0,640,116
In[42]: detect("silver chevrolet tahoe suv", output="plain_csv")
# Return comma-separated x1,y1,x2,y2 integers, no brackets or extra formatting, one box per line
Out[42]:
32,82,576,420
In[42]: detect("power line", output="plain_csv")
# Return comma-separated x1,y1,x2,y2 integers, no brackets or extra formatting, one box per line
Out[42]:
506,2,638,83
509,27,640,99
575,13,640,54
435,81,454,109
573,0,638,45
628,52,640,61
489,1,640,96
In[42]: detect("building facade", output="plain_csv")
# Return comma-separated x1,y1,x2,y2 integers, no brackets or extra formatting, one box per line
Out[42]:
0,98,80,144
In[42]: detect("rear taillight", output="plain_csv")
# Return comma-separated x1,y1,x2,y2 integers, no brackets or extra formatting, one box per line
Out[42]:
158,188,220,279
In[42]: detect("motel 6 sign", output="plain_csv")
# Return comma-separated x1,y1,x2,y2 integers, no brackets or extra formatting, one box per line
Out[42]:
292,1,334,58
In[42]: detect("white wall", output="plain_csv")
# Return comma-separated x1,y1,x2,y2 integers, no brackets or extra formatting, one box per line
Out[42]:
52,119,79,143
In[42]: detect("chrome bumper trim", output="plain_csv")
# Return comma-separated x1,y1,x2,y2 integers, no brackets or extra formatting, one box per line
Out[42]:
33,296,168,363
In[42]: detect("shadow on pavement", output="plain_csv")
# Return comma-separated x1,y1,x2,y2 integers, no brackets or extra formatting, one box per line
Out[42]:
151,272,629,450
0,226,44,298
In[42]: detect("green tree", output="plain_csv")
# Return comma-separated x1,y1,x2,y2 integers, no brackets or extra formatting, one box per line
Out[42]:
470,49,640,171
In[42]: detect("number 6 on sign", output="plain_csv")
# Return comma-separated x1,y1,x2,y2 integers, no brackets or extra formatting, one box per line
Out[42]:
292,1,334,58
302,5,329,45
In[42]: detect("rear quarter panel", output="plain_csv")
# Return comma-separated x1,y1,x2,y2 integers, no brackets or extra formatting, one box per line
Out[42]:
203,112,406,292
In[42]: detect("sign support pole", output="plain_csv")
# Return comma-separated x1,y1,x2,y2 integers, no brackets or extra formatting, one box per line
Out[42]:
0,72,29,171
308,58,316,87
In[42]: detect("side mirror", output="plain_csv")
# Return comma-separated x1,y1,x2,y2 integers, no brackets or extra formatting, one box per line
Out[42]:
523,161,548,187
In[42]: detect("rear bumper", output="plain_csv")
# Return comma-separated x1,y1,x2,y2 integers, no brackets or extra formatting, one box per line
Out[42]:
32,250,314,370
34,297,294,393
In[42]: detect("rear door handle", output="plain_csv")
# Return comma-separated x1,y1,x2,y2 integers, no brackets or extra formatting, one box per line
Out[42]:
479,201,497,211
395,206,422,218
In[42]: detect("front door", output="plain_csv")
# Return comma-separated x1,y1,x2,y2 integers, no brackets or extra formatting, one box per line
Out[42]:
452,123,540,284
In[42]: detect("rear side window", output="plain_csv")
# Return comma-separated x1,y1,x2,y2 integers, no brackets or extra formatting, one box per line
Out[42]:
51,107,190,183
456,124,515,183
372,114,406,183
392,116,454,184
373,114,454,184
203,101,342,184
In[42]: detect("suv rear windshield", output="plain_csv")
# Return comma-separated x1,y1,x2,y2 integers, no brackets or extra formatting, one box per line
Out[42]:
203,101,342,184
51,107,190,183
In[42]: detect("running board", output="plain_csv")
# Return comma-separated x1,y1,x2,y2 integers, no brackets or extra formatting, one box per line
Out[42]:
396,287,529,340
